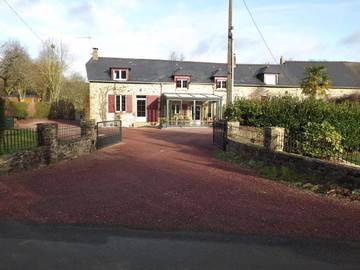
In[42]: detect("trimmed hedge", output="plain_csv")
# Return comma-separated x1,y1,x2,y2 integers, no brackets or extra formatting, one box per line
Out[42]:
225,96,360,150
302,122,344,160
9,101,28,119
35,102,51,119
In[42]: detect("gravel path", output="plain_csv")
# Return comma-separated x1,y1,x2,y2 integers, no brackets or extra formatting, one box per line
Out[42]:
0,128,359,239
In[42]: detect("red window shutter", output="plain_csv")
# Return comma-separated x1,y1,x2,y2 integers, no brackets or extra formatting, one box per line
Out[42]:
147,96,159,122
108,95,115,113
126,95,133,113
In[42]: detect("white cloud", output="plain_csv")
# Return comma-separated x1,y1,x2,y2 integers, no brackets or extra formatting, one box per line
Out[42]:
0,0,359,78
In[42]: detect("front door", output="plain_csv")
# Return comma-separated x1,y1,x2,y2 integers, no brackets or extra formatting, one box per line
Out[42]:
136,96,147,122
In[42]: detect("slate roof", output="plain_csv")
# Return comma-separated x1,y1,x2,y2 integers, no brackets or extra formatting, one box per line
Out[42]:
86,57,360,88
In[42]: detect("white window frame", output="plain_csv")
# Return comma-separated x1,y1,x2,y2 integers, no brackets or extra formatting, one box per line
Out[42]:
216,79,227,89
264,74,279,85
176,79,188,89
115,95,126,112
136,95,147,122
172,104,180,114
113,69,128,81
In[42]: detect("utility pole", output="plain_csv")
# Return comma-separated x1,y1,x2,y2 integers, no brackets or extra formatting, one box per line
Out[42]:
226,0,234,106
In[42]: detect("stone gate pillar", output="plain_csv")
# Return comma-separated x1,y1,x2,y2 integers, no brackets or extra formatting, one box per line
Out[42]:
80,119,97,151
37,123,58,164
264,127,285,152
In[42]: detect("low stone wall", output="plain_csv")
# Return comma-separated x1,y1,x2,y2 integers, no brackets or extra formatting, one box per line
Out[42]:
0,120,97,176
0,146,49,175
54,138,95,163
227,139,360,187
228,122,264,146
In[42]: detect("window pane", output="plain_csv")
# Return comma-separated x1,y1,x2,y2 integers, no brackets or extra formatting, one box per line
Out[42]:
121,70,127,79
183,80,188,88
176,80,182,88
223,81,227,89
114,71,120,79
115,96,121,111
216,81,221,89
137,100,146,117
121,95,126,111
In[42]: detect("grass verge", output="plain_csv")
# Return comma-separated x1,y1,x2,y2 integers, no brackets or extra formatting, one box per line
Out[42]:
215,150,360,201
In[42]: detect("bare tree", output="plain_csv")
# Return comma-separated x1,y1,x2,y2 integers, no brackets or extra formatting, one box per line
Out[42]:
0,40,33,100
37,40,68,102
61,72,89,112
169,51,185,61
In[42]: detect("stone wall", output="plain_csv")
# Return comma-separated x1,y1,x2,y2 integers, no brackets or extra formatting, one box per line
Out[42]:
228,122,264,146
0,120,97,176
0,146,49,175
227,139,360,187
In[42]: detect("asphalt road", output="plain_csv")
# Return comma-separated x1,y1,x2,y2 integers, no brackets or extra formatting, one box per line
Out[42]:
0,223,359,270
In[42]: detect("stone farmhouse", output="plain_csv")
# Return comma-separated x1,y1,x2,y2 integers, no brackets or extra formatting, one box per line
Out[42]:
86,48,360,127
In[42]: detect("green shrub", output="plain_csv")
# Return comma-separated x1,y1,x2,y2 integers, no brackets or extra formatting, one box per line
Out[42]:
10,101,28,119
0,98,5,142
35,102,51,119
49,100,76,120
302,122,344,160
225,97,360,150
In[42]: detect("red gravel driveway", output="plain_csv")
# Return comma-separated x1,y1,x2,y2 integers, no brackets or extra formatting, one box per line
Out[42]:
0,128,360,240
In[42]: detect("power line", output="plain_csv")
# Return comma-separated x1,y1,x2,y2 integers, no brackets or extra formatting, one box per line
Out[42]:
2,0,45,44
242,0,295,84
242,0,277,64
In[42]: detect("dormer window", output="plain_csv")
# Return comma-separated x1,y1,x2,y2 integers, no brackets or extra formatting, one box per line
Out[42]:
176,79,188,89
257,66,281,86
263,74,278,85
216,79,227,89
174,76,190,89
112,69,128,81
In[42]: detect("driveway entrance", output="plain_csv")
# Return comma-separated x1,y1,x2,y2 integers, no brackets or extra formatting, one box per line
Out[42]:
0,128,360,240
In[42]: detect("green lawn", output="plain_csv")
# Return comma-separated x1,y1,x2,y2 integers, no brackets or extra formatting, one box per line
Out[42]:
0,129,38,155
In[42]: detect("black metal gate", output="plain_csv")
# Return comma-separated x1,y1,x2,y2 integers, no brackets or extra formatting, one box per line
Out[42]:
213,120,228,151
96,120,122,149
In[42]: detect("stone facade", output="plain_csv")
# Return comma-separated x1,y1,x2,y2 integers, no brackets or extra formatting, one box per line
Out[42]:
89,81,359,127
0,121,97,176
89,81,227,127
233,86,360,100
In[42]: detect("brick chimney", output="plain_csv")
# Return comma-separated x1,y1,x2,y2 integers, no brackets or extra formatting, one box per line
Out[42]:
92,48,99,61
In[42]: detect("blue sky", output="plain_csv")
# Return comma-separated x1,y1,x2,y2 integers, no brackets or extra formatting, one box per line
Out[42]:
0,0,359,77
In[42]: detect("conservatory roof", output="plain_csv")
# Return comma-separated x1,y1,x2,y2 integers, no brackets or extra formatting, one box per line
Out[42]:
163,93,222,101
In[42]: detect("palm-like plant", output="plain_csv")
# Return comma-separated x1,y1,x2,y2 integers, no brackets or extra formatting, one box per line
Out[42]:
301,66,332,98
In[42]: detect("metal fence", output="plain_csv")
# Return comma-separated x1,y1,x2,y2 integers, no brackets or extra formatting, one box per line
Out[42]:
96,120,122,149
213,120,228,151
284,131,360,166
0,128,38,154
57,125,82,142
